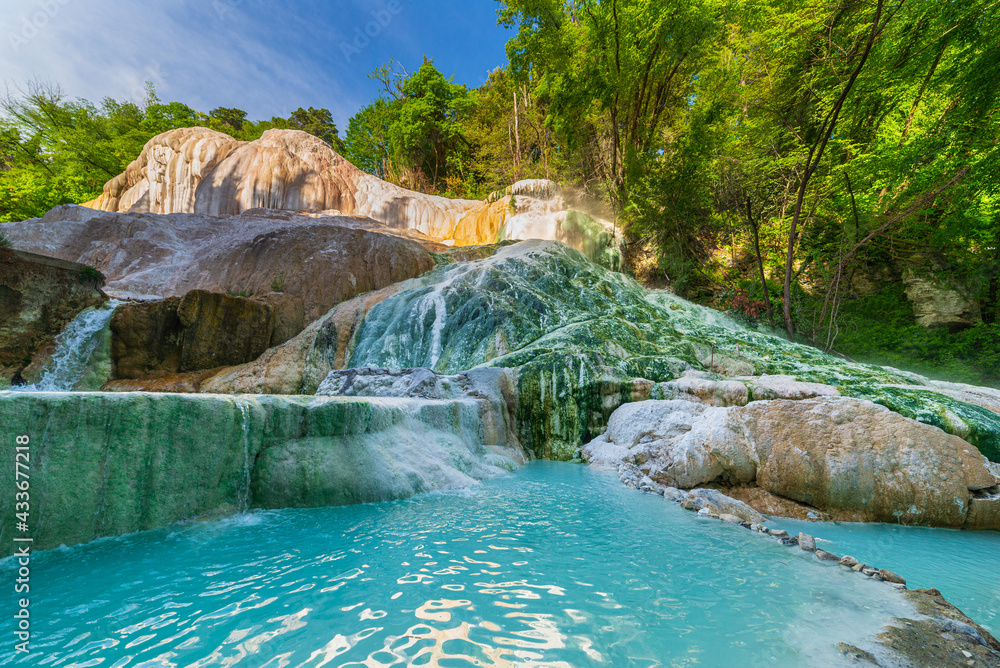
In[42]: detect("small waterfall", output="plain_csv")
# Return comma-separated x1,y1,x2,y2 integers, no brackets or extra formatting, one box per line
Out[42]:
15,300,122,392
236,400,253,513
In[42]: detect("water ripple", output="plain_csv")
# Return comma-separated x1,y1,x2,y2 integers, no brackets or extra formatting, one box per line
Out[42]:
3,463,948,667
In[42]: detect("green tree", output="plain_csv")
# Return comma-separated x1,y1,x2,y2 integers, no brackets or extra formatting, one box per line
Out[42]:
344,97,394,178
207,107,248,133
500,0,725,204
286,106,343,150
343,60,477,194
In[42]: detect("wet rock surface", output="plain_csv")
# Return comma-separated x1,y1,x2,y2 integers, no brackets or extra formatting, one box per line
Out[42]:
874,589,1000,667
0,249,106,386
2,205,438,329
0,391,526,558
110,291,274,379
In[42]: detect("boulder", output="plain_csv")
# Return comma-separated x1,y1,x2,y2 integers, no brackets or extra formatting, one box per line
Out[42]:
0,248,106,385
583,396,1000,529
678,488,766,524
109,297,183,379
734,398,998,527
965,494,1000,531
110,291,274,379
176,290,274,371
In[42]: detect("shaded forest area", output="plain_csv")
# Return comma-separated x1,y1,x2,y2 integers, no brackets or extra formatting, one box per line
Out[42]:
2,0,998,384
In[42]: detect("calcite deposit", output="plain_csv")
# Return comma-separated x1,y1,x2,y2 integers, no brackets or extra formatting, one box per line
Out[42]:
80,127,620,261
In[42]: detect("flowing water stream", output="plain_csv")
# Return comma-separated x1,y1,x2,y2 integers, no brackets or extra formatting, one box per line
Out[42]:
12,300,121,392
1,463,920,667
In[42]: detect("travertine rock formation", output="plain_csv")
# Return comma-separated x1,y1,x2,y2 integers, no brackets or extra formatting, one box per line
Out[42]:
81,127,620,258
583,397,1000,529
1,206,436,327
110,291,275,379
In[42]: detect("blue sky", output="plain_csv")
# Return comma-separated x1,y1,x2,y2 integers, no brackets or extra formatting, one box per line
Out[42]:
1,0,513,131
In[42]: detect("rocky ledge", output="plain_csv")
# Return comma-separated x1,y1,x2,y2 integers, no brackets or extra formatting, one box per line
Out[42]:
0,248,106,386
583,393,1000,529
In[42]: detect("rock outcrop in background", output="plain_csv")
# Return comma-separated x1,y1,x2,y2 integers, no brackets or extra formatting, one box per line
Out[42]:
81,127,621,264
903,265,982,330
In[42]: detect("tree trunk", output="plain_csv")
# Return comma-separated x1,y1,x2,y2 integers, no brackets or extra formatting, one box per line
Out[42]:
782,0,888,340
984,269,998,325
747,198,775,325
513,89,522,168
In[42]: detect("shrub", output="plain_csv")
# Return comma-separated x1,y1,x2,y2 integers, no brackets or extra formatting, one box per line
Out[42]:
75,266,105,286
720,288,774,321
835,284,1000,387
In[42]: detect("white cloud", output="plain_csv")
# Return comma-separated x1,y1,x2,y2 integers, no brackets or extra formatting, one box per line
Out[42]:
0,0,361,127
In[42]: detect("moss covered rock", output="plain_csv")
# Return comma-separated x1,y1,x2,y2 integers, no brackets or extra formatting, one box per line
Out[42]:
206,240,1000,461
0,391,522,557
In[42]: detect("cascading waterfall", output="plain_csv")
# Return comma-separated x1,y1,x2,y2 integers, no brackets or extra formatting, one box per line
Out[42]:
14,300,122,392
236,400,253,513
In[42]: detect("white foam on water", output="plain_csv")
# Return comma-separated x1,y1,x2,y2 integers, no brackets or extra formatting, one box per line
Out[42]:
12,300,121,392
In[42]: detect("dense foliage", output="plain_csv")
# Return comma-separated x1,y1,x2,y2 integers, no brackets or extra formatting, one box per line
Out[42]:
2,0,997,382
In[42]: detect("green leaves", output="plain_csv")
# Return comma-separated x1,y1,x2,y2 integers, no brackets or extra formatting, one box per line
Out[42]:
344,61,477,194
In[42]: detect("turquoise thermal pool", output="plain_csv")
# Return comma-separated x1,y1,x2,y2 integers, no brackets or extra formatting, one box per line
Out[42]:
2,463,937,667
772,517,1000,634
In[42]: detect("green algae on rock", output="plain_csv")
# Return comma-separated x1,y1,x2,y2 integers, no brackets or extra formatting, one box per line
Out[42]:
204,240,1000,462
344,241,1000,459
0,391,523,557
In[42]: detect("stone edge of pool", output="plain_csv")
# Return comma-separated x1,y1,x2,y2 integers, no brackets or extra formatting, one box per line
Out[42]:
615,473,1000,667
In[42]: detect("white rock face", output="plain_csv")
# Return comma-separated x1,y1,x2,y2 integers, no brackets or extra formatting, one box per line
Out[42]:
656,376,750,407
583,396,1000,528
743,375,840,401
81,127,621,261
584,400,752,489
925,380,1000,416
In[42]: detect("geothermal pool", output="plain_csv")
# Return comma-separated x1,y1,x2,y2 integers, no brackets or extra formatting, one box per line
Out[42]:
1,462,932,667
772,517,1000,634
